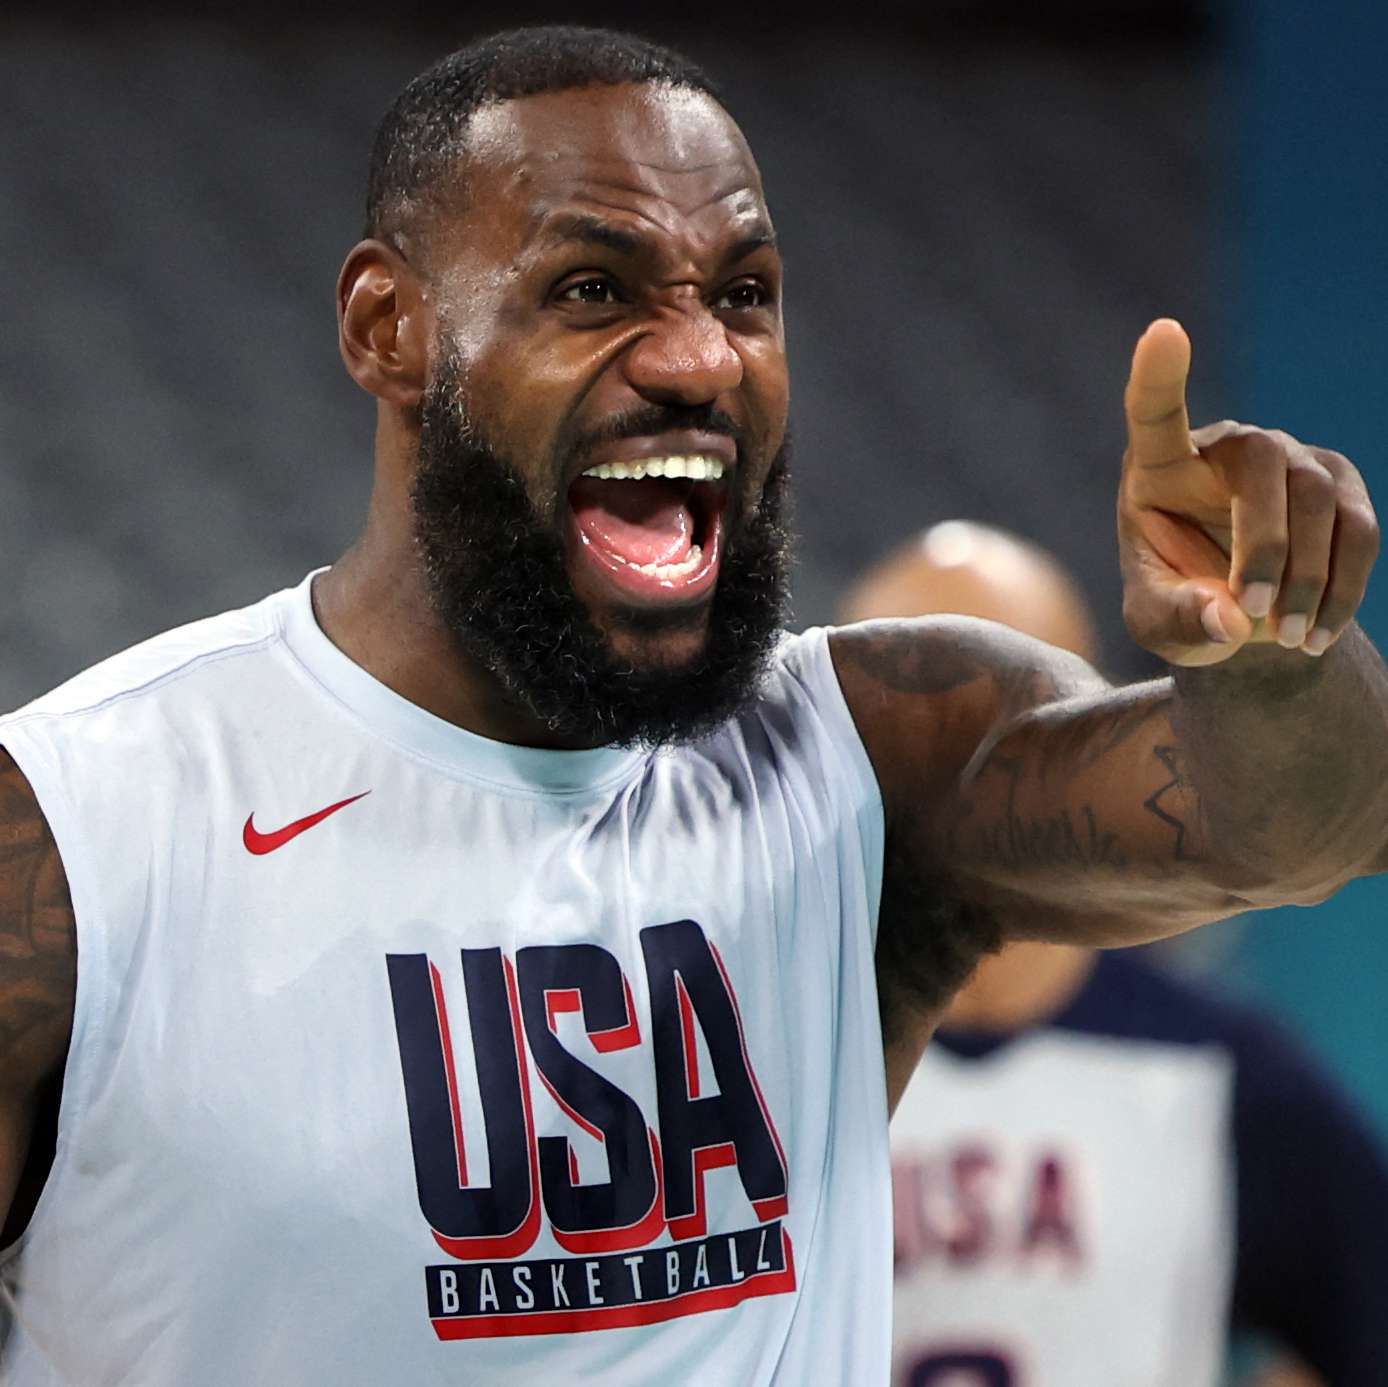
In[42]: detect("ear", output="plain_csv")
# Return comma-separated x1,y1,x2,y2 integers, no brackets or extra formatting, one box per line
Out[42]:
337,239,432,407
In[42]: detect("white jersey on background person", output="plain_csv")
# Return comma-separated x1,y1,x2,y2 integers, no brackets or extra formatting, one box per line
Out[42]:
0,573,889,1387
890,966,1236,1387
891,949,1388,1387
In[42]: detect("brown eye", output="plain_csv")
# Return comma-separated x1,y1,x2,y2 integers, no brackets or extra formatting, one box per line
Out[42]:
715,280,771,311
559,277,621,305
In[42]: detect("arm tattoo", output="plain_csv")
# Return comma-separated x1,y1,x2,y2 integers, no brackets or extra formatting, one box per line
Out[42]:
842,624,1222,1026
999,682,1169,783
951,757,1129,873
0,750,76,1076
1144,744,1207,862
1170,635,1388,888
1074,696,1168,771
953,738,1207,878
847,621,1061,707
846,621,1111,1029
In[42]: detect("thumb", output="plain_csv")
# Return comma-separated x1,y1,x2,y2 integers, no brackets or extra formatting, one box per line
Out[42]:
1124,574,1255,666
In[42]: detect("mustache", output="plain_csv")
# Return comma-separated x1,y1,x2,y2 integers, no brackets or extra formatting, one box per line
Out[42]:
567,403,743,464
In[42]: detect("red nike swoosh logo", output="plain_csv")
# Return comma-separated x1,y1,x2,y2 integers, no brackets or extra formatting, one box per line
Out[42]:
243,792,370,855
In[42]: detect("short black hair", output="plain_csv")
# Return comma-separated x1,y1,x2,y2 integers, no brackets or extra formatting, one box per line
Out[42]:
364,25,720,245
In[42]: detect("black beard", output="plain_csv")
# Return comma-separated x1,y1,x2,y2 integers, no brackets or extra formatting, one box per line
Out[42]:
409,371,792,748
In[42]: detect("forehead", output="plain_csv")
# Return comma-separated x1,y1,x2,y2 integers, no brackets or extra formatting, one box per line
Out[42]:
458,83,770,251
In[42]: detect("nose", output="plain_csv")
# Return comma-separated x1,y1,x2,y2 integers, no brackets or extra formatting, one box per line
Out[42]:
623,301,743,406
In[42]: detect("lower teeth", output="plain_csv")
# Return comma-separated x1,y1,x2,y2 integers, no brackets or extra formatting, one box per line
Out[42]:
630,545,703,580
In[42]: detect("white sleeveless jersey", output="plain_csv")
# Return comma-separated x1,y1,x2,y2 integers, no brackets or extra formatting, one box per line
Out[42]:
0,574,889,1387
890,979,1236,1387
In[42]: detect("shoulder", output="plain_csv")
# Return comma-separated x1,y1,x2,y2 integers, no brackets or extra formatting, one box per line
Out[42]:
3,588,288,730
826,616,1105,809
1058,951,1278,1053
1067,953,1374,1138
0,747,76,1114
827,615,1103,704
0,585,304,843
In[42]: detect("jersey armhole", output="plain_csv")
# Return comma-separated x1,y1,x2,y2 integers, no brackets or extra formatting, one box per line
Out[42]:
779,627,886,940
0,724,111,1266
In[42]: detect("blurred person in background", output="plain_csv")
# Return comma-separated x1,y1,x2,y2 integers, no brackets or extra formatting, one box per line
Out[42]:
842,521,1388,1387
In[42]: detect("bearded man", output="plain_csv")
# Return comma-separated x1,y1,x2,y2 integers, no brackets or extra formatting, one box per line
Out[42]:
1,26,1385,1387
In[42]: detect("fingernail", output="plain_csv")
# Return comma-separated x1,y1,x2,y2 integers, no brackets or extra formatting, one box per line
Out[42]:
1240,582,1275,620
1201,601,1231,644
1277,614,1309,649
1303,626,1333,657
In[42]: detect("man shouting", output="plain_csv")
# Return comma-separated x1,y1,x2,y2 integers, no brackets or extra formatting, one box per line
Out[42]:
0,25,1384,1387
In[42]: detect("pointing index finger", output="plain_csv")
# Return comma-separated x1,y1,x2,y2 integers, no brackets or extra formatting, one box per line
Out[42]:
1125,318,1194,466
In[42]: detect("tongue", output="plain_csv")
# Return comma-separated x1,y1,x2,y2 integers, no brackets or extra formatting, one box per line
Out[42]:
570,477,694,568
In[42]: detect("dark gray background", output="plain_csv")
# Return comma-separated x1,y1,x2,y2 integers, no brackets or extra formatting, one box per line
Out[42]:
0,7,1221,706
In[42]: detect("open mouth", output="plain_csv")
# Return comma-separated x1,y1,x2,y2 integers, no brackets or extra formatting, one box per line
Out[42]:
567,453,732,607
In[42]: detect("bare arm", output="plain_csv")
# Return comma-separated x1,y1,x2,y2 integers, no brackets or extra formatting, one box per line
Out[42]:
0,748,76,1236
952,625,1388,929
833,614,1388,1070
833,615,1115,1092
854,321,1388,1066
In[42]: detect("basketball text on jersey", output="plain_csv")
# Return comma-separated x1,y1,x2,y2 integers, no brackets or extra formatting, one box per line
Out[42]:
386,919,795,1339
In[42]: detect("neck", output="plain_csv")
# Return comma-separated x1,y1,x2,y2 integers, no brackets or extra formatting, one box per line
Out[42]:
312,505,597,752
944,942,1097,1033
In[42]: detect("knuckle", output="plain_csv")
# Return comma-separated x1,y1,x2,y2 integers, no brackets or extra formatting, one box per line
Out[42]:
1121,590,1162,641
1238,430,1286,467
1192,419,1242,446
1287,457,1335,493
1340,501,1381,549
1287,466,1336,514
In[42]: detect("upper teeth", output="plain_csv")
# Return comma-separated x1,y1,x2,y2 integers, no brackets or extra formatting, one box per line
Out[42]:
581,455,726,481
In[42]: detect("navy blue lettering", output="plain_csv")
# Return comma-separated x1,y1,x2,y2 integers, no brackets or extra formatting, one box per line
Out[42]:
640,920,787,1238
386,950,538,1255
517,944,661,1247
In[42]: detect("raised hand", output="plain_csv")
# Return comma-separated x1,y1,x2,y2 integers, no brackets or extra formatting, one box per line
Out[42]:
1118,319,1379,666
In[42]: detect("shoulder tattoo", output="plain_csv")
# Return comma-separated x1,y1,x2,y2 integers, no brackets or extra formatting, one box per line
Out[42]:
0,749,77,1077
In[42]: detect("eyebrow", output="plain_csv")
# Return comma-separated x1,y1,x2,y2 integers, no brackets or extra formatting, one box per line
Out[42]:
535,212,779,263
727,229,779,262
